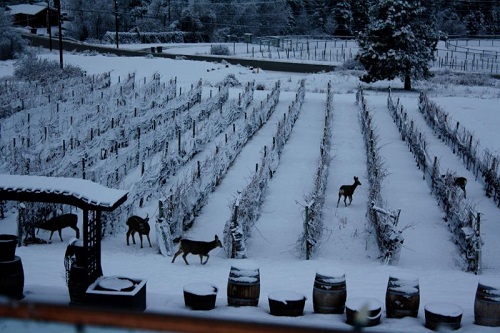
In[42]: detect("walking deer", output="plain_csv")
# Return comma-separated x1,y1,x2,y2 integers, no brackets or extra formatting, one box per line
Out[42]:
37,213,80,241
337,176,362,207
126,214,152,248
171,235,223,265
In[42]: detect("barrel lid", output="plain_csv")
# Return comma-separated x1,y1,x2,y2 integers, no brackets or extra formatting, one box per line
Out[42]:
346,297,381,311
316,267,345,279
424,302,463,316
268,290,305,302
183,282,218,296
478,277,500,291
230,261,259,271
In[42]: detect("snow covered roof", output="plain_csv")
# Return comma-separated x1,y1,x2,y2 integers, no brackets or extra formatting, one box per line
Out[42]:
0,174,128,211
6,4,47,16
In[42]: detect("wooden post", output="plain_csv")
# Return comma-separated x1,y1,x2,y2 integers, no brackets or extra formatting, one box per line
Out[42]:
305,205,310,260
177,129,181,154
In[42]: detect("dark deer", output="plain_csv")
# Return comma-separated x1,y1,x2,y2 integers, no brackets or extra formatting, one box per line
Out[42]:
442,175,467,198
37,213,80,241
171,235,223,265
337,176,362,207
453,176,467,198
126,215,151,248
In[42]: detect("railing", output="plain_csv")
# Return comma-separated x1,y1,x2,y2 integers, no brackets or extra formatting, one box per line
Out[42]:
0,299,350,333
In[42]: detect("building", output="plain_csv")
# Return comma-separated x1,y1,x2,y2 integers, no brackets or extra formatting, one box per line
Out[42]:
5,2,59,28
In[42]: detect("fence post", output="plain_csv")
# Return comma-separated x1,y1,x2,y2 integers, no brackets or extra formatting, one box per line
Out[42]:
305,205,310,260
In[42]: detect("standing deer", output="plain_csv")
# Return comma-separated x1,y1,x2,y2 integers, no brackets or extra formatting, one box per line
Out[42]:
171,235,223,265
37,213,80,241
126,214,151,248
442,175,467,199
337,176,362,207
454,177,467,198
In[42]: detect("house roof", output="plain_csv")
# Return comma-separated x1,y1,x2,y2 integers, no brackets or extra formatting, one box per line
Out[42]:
6,4,47,16
0,174,128,211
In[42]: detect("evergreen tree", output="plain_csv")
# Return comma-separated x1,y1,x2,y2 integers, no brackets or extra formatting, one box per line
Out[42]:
333,1,353,36
355,0,439,90
0,9,25,60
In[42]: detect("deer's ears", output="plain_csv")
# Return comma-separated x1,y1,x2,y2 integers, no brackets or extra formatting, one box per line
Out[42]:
215,235,219,240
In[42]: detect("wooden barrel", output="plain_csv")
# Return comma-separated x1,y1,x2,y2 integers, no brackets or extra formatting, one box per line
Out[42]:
0,234,18,262
68,264,88,305
227,262,260,306
385,274,420,318
66,238,85,267
312,268,346,314
183,282,218,311
268,291,306,317
475,279,500,327
0,256,24,299
424,302,463,331
346,297,382,327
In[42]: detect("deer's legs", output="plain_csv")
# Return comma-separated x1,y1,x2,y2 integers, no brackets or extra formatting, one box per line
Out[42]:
182,253,190,265
146,235,152,247
201,255,209,265
171,249,182,263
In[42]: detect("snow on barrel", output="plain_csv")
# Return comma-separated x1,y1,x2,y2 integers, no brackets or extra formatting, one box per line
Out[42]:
346,297,382,327
385,273,420,318
183,282,218,311
312,267,346,314
268,290,306,317
424,302,463,331
227,261,260,306
475,277,500,327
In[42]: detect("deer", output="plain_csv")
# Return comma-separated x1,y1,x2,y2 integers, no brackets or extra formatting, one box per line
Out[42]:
37,213,80,241
337,176,362,207
171,235,223,265
126,214,152,248
442,175,467,198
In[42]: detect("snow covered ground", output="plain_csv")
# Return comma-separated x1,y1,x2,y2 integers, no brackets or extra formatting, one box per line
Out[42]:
0,45,500,332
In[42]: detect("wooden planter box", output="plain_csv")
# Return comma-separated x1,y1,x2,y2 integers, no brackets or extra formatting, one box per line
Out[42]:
86,276,147,311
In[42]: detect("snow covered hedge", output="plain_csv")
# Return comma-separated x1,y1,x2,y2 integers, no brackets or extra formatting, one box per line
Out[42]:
418,92,500,207
224,79,305,259
296,81,333,259
156,81,280,256
388,90,482,273
358,88,403,264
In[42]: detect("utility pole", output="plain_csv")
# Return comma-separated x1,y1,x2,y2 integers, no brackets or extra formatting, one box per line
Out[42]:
46,0,52,51
114,0,119,49
55,0,63,68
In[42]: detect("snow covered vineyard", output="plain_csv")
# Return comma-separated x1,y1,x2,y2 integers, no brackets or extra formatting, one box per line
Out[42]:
1,53,500,332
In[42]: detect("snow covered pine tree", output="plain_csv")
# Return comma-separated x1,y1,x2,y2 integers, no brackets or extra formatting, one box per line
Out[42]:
355,0,439,90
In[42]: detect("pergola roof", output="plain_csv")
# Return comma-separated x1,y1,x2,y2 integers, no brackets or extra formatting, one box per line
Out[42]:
0,174,128,211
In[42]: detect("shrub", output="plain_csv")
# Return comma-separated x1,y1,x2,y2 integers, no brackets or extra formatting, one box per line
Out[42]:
14,53,85,83
210,44,230,56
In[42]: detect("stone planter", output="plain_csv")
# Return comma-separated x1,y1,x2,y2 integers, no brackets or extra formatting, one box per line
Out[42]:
346,297,382,327
183,282,218,310
86,276,147,311
268,291,306,317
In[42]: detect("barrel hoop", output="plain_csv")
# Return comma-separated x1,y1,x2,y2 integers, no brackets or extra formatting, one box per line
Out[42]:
313,286,345,294
387,289,419,297
228,296,258,305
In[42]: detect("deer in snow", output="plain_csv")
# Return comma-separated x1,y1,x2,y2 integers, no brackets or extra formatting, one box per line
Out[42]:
337,176,362,207
442,175,467,198
126,214,152,248
37,213,80,241
171,235,223,265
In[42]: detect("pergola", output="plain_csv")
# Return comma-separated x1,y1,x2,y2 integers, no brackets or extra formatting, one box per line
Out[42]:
0,174,128,290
